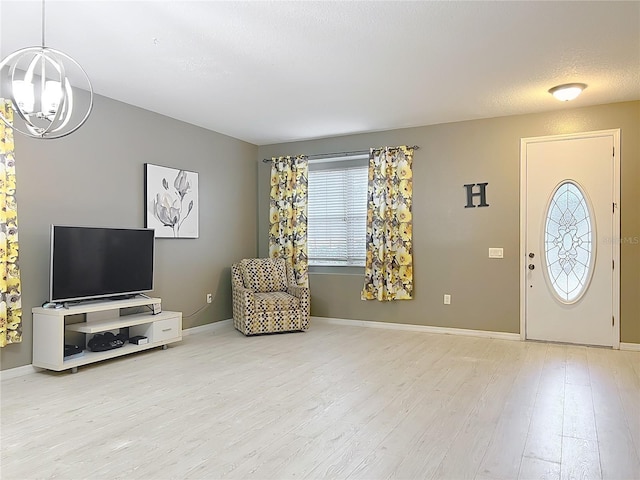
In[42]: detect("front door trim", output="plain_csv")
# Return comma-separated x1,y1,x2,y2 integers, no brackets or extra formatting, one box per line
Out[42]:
519,129,620,348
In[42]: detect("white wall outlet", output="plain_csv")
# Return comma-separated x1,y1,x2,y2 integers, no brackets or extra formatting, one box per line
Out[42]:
489,247,504,258
444,294,451,305
206,293,213,304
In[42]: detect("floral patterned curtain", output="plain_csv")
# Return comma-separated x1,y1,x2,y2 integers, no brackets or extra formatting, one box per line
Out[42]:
361,145,414,301
269,156,309,287
0,100,22,346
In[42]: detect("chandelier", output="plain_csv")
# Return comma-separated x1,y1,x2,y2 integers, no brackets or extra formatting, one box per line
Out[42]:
0,0,93,139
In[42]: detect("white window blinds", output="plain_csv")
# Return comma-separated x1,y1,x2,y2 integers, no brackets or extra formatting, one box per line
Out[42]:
307,159,368,266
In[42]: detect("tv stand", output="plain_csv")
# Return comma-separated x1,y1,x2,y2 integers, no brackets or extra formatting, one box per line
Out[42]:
32,297,182,373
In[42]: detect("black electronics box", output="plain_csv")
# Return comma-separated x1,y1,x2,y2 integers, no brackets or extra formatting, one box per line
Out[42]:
129,335,148,345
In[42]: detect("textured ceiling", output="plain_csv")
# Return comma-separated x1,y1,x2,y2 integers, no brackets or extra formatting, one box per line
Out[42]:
1,1,639,145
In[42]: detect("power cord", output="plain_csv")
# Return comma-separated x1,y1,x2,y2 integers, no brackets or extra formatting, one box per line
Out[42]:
182,303,211,319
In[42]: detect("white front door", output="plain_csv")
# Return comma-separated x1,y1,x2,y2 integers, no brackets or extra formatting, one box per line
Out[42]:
521,130,620,347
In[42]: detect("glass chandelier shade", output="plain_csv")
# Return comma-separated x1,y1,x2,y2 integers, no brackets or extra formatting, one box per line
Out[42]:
0,2,93,139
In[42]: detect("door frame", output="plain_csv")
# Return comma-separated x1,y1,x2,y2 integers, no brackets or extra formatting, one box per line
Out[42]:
519,129,621,348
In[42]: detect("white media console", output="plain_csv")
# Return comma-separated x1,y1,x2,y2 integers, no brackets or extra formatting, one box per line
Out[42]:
32,297,182,373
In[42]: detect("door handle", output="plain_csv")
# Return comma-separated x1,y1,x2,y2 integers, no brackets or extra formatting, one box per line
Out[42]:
528,264,535,270
529,253,535,258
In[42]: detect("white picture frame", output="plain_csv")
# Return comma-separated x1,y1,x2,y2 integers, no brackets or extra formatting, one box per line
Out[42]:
144,163,199,238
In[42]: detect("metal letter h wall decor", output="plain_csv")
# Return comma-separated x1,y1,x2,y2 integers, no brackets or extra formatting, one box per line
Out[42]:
464,183,489,208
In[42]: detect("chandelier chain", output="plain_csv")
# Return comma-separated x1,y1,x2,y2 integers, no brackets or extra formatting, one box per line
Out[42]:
41,0,46,48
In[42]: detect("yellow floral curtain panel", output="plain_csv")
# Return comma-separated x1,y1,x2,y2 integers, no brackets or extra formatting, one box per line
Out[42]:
269,155,309,287
0,100,22,346
361,145,414,301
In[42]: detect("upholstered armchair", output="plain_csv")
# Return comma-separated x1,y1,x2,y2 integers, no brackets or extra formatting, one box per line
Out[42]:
231,258,310,335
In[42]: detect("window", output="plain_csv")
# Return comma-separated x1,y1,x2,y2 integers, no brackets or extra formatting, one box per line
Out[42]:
307,158,368,266
544,181,595,303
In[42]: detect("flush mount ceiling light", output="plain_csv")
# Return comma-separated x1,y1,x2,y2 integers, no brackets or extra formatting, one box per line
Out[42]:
0,0,93,139
548,83,587,102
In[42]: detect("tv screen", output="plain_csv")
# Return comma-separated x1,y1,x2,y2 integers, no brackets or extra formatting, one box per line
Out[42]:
50,225,155,303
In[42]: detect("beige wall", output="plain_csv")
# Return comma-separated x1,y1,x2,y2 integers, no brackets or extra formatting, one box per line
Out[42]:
1,94,258,370
257,101,640,343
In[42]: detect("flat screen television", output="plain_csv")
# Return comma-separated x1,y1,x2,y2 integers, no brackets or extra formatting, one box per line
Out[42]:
49,225,155,303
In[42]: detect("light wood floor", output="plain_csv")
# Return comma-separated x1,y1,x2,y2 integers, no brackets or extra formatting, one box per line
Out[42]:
1,321,639,480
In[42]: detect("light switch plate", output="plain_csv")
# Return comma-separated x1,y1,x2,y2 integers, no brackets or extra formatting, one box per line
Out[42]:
489,248,504,258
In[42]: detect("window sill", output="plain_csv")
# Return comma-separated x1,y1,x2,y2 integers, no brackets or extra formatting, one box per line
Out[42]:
309,265,365,275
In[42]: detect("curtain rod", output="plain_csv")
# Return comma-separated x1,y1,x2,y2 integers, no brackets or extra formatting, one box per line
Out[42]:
261,145,420,163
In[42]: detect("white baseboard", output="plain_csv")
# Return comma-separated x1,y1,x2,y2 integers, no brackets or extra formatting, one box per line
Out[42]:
0,364,41,381
3,319,631,381
182,319,232,336
311,316,520,341
620,342,640,352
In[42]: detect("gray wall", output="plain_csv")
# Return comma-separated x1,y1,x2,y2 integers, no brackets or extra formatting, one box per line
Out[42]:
3,99,638,371
1,94,258,370
257,101,640,343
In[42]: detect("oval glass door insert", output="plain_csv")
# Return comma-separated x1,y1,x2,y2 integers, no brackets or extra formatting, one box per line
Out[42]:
544,181,596,303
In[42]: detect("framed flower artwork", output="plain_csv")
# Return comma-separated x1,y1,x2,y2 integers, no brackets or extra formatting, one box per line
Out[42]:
144,163,199,238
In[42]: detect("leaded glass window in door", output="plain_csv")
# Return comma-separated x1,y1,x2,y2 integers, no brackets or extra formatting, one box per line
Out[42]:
544,181,595,303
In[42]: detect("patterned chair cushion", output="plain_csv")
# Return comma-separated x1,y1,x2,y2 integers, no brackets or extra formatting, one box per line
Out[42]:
254,292,300,312
240,258,288,293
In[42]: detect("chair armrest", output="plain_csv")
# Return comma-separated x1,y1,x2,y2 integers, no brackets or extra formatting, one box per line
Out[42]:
287,285,310,316
287,285,308,298
232,285,256,320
